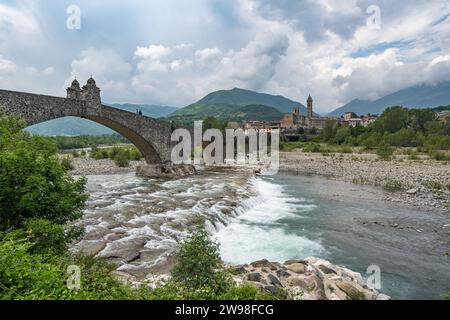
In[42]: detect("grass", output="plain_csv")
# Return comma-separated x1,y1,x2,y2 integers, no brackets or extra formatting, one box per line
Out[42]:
382,179,405,192
430,151,450,161
422,180,444,191
280,142,355,154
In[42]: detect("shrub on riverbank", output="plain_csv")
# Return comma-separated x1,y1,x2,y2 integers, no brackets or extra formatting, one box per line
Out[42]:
61,156,74,170
150,228,280,300
90,146,142,167
53,134,128,150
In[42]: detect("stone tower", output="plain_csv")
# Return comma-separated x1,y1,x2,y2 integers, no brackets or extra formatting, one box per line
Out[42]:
307,95,313,118
66,79,82,100
82,77,101,108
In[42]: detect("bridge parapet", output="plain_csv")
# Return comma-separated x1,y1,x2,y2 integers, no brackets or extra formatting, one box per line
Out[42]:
0,89,85,126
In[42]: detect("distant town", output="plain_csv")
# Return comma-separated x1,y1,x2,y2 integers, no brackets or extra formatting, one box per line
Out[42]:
232,95,450,141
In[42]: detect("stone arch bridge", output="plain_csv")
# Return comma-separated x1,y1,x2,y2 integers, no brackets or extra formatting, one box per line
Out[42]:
0,78,178,165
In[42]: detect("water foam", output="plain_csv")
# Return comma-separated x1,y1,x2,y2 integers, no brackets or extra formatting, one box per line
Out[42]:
214,178,324,264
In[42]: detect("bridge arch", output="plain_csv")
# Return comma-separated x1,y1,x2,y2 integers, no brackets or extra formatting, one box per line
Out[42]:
0,87,174,164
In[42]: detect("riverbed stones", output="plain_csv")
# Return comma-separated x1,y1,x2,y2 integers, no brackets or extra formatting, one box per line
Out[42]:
136,164,197,179
247,272,263,282
406,188,418,195
267,274,283,287
287,263,306,274
280,151,450,211
73,239,106,256
250,259,277,270
112,271,137,285
231,257,389,300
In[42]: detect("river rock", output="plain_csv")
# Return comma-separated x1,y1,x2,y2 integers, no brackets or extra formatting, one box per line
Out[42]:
111,271,137,285
231,257,390,300
136,164,197,179
284,259,307,265
267,274,283,287
250,259,277,270
247,272,263,282
73,239,106,256
287,263,306,274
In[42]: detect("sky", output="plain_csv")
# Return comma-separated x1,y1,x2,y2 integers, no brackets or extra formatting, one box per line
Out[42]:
0,0,449,112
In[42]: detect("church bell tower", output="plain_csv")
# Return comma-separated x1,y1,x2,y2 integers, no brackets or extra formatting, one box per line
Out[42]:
307,95,313,118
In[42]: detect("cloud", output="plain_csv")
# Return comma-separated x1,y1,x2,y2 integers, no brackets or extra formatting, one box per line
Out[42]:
0,56,16,73
134,45,172,60
195,48,223,64
0,0,449,111
68,47,133,102
0,4,40,35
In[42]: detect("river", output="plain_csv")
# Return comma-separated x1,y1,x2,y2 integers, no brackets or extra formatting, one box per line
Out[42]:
74,168,450,300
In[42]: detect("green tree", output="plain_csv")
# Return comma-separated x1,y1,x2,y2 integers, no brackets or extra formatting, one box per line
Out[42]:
321,120,336,142
372,106,409,133
0,113,88,230
203,117,226,132
331,126,351,144
408,108,436,132
444,115,450,135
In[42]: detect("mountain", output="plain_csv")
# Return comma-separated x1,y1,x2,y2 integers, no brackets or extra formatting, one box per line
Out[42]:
26,117,115,136
108,103,178,118
167,103,284,123
167,88,308,122
26,103,177,136
328,81,450,116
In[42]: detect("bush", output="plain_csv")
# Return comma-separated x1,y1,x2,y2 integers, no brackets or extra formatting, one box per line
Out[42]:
280,141,304,152
303,143,322,153
376,144,394,160
0,237,151,300
172,228,225,291
114,151,130,167
60,156,74,171
3,219,84,255
151,228,280,300
0,114,88,230
422,180,444,191
430,151,450,161
383,180,405,192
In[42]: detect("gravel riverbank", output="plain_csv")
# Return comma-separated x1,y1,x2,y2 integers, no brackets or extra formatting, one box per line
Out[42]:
280,151,450,211
68,156,146,176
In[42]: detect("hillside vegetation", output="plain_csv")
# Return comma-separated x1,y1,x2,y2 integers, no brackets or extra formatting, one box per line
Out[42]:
167,103,283,124
167,87,307,124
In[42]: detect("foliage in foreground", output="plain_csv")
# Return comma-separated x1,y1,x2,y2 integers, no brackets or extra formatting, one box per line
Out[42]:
150,228,280,300
0,113,88,230
0,237,151,300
